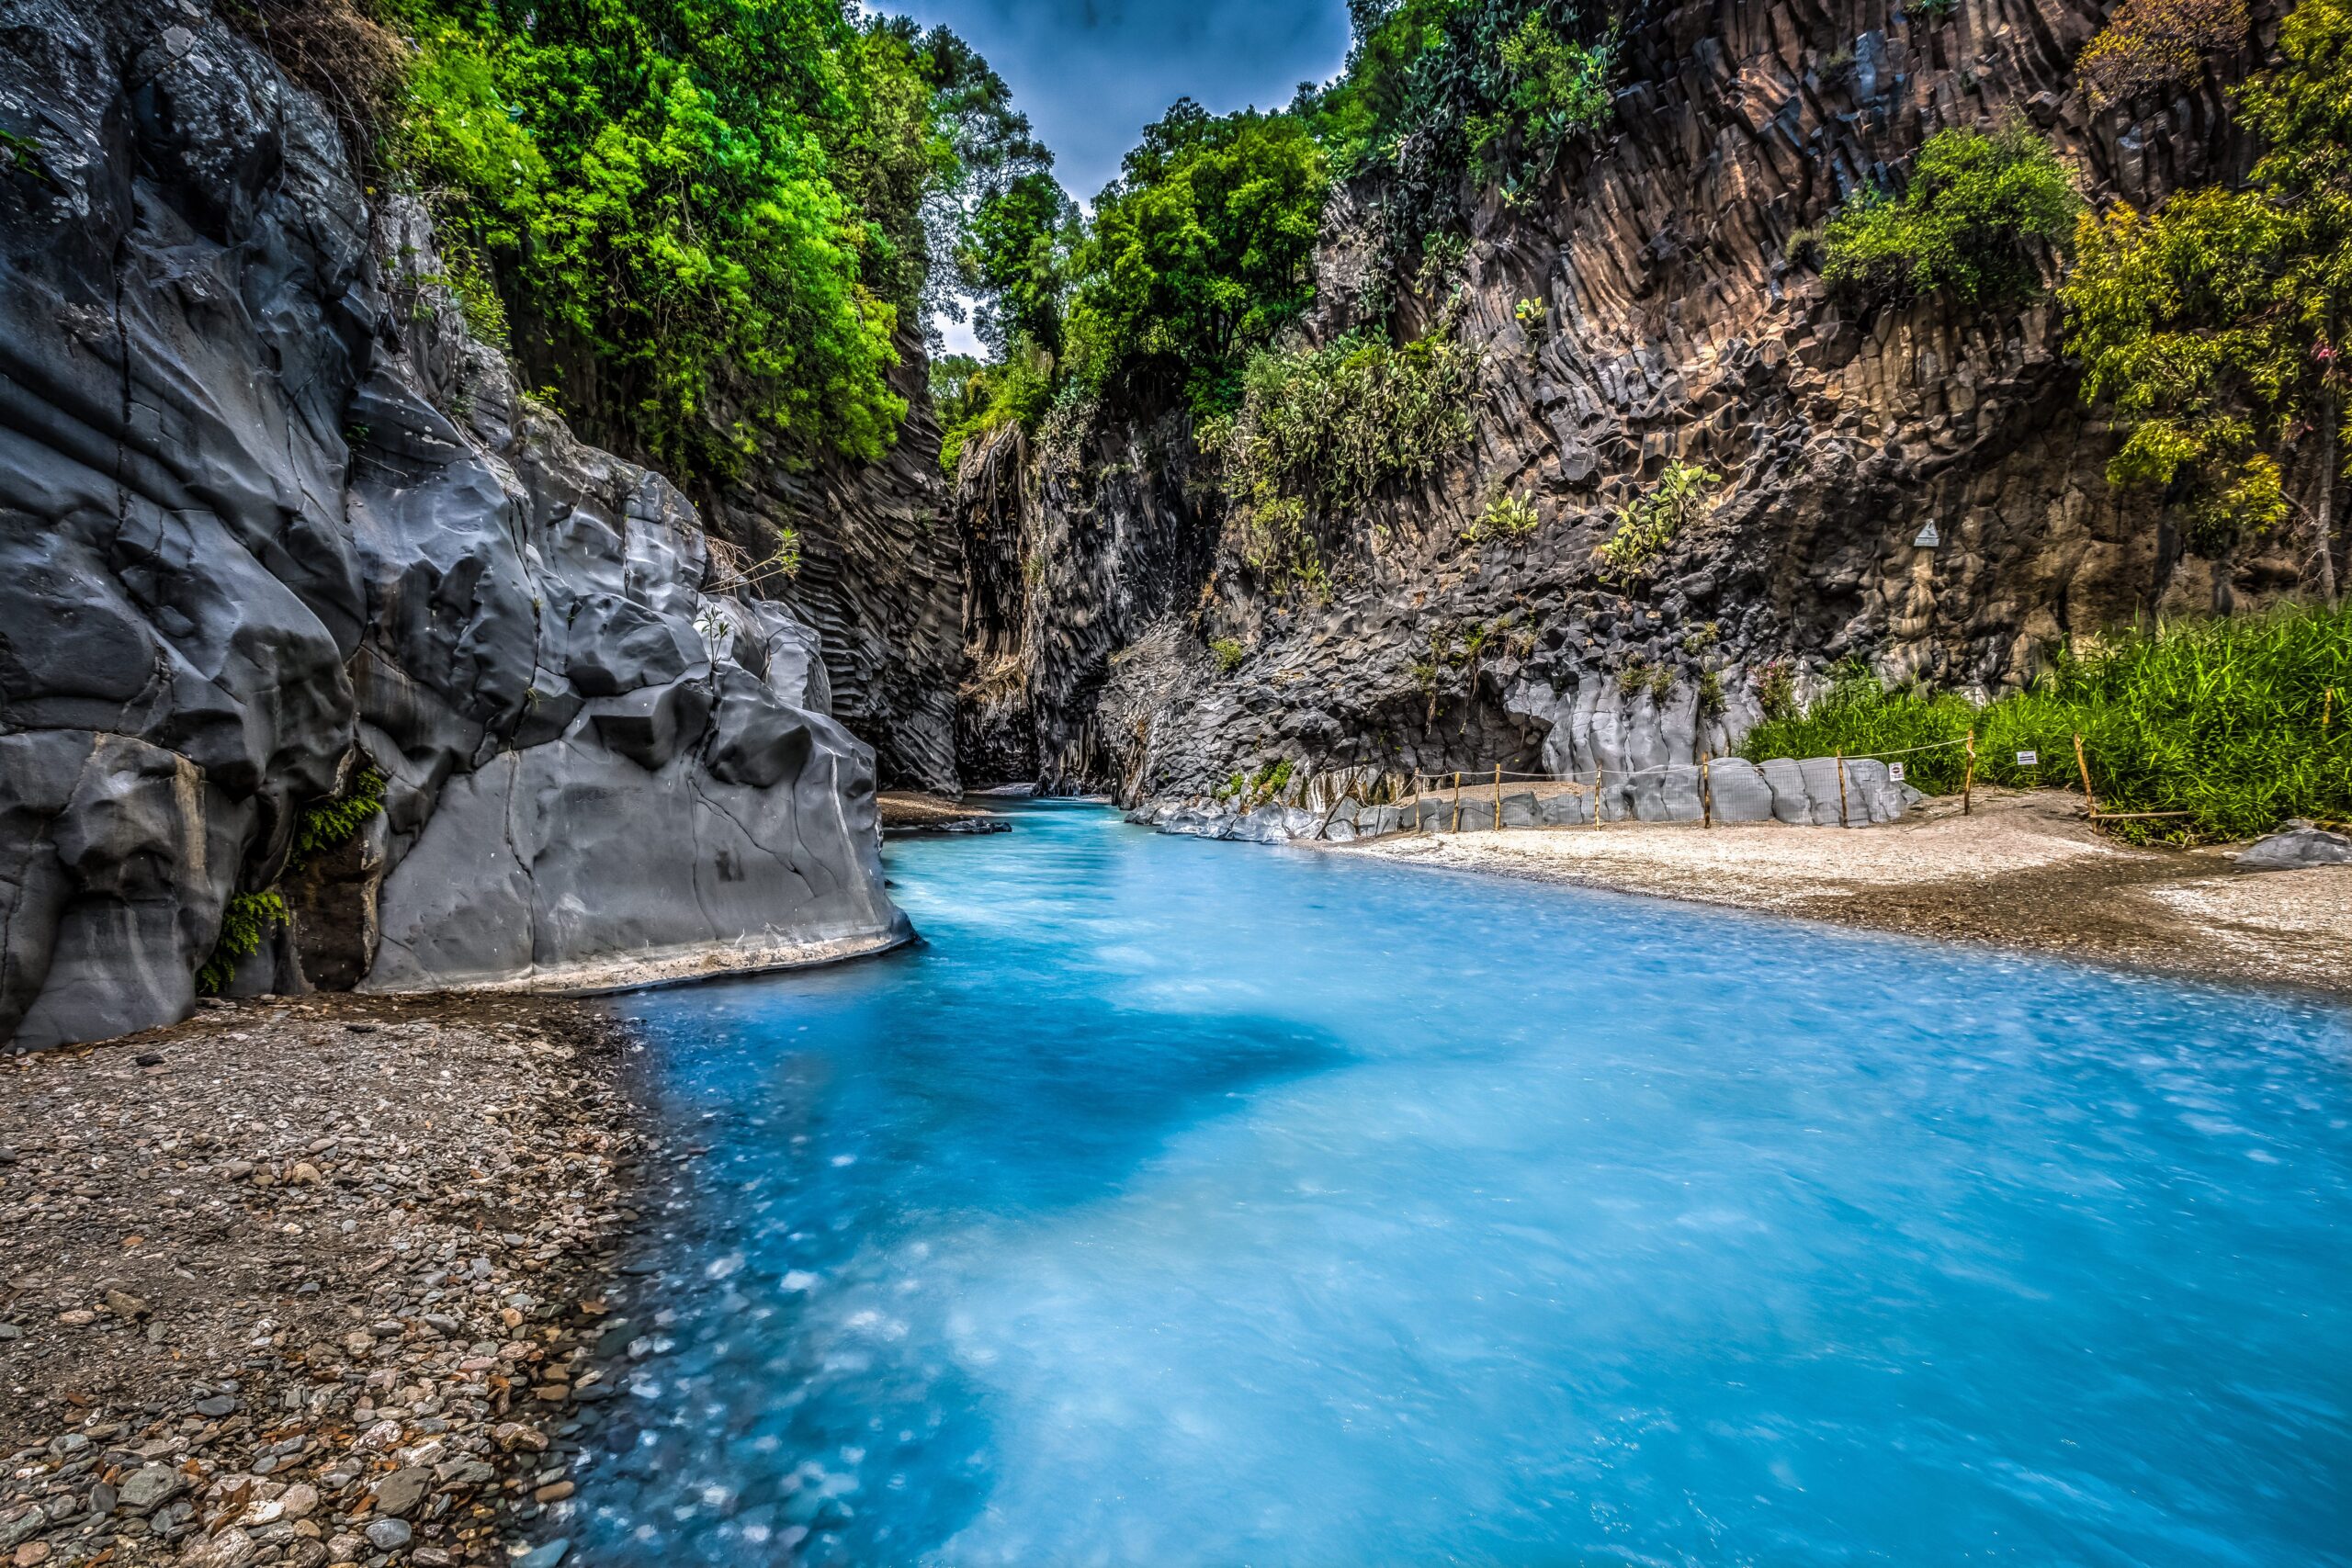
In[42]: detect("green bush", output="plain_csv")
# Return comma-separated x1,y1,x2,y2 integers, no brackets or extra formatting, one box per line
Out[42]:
2058,0,2349,557
1206,326,1476,587
1595,459,1717,585
1737,607,2352,842
1820,121,2080,307
1211,637,1248,674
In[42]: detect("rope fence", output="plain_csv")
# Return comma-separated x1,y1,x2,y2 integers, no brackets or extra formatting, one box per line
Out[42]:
1371,728,2179,835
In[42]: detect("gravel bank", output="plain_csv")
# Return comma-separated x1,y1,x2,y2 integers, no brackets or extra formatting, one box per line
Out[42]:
0,995,661,1568
1340,791,2352,999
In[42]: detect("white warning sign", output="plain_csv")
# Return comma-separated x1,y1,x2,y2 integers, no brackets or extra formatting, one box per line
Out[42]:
2016,750,2039,767
1887,762,1905,783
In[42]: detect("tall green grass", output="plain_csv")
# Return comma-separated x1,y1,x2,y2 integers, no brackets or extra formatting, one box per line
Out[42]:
1737,607,2352,842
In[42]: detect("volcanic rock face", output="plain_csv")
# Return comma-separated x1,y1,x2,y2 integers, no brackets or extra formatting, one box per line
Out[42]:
0,0,903,1050
719,378,969,795
956,0,2306,815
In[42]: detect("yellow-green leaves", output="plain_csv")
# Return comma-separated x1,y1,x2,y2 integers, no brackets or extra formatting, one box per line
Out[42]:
2060,0,2352,553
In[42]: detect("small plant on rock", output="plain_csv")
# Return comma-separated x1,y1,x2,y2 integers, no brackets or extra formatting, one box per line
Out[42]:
1211,637,1247,674
1596,459,1719,586
198,891,290,997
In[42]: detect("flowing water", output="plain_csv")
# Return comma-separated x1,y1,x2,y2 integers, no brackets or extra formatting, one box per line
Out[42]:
577,802,2351,1567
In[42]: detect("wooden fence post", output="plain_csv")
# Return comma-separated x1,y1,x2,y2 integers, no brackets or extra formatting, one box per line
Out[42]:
1452,771,1463,833
1835,750,1849,828
2073,731,2100,821
1962,729,1976,817
1591,761,1605,829
1492,764,1504,830
1700,749,1714,829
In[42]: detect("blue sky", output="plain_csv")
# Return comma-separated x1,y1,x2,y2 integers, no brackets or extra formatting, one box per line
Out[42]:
892,0,1353,353
901,0,1352,199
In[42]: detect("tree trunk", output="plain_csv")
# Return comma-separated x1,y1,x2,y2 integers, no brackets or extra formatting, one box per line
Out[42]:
2312,393,2340,608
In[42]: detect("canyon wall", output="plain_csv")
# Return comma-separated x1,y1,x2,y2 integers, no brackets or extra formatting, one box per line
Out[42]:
956,0,2306,813
0,0,905,1051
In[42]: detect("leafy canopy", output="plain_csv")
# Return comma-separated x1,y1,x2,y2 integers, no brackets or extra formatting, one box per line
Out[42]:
385,0,1022,479
1063,100,1330,414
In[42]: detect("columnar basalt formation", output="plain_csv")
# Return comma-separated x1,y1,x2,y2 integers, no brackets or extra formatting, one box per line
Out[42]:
0,0,905,1051
955,0,2304,818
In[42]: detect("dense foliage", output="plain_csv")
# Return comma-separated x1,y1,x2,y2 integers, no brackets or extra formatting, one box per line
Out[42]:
2060,0,2352,571
2077,0,2249,105
1819,122,2081,308
1738,608,2352,842
1063,101,1330,413
383,0,1037,479
1303,0,1619,280
1201,327,1477,587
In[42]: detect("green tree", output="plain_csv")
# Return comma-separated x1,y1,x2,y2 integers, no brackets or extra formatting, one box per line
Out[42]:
2060,0,2352,591
1063,100,1331,413
387,0,987,479
960,169,1078,358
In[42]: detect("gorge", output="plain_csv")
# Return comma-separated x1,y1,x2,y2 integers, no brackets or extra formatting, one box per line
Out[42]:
4,0,2345,1047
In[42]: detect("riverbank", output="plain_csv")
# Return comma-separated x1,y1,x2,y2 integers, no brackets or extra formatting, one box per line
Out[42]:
1339,791,2352,999
0,995,658,1568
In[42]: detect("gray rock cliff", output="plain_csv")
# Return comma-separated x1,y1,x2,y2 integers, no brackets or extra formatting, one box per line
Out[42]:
954,0,2313,824
0,0,905,1051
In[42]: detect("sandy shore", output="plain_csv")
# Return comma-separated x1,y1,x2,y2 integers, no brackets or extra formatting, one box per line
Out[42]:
1340,791,2352,999
0,994,671,1568
877,792,1011,837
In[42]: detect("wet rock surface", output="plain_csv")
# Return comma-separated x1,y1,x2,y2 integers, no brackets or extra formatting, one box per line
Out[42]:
0,0,903,1051
0,994,653,1566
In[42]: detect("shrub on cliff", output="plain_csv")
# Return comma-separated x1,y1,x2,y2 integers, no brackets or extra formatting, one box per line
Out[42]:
1819,122,2081,308
2077,0,2250,106
2059,0,2352,581
1595,459,1717,586
1202,327,1476,588
1305,0,1619,283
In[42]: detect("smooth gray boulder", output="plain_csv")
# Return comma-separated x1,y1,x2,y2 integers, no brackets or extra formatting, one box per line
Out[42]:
1702,759,1777,823
2236,823,2352,872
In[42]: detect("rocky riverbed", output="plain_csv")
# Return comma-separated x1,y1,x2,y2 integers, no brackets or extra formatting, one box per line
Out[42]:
0,997,667,1568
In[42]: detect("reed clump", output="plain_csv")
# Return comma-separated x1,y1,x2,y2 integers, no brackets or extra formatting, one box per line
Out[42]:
1737,606,2352,842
